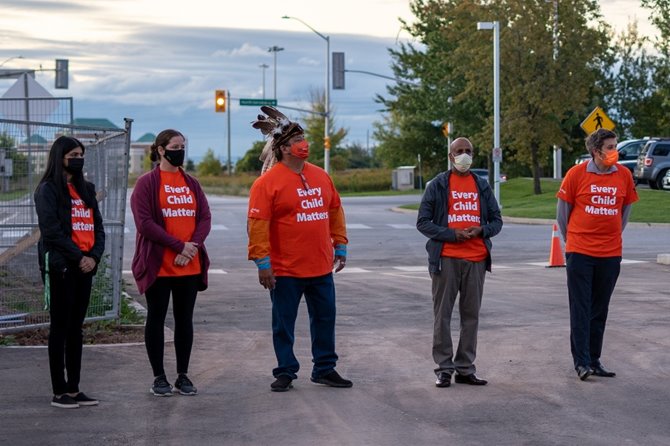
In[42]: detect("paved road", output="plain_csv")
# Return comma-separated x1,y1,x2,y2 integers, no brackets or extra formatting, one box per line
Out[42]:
2,193,669,445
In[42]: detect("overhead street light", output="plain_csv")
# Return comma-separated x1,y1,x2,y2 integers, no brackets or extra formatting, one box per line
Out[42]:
477,21,501,207
268,46,284,100
0,56,24,67
282,15,331,174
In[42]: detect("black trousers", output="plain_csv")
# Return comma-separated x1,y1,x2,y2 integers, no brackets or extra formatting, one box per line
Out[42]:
144,275,199,378
48,269,93,395
566,252,621,369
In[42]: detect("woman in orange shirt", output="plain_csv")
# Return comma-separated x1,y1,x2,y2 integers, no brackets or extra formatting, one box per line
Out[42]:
35,136,105,408
131,129,211,397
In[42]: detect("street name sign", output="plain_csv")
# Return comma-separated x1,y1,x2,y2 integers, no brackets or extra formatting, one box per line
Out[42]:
239,98,277,106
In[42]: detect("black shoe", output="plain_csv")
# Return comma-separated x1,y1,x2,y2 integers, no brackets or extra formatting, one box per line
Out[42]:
150,374,174,396
454,373,488,385
435,372,451,388
591,364,616,377
51,394,79,409
310,370,353,388
174,374,198,395
72,392,99,406
576,365,592,381
271,375,293,392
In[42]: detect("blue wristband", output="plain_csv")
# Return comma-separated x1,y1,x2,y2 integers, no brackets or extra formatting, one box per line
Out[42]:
254,256,271,270
334,244,347,257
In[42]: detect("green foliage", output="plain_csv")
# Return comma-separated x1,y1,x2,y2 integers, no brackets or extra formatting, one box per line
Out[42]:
185,158,196,172
375,0,611,195
197,148,222,176
236,140,266,172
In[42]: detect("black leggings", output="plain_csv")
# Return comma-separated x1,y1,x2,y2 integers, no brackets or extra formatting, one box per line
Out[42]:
144,275,199,377
48,269,93,395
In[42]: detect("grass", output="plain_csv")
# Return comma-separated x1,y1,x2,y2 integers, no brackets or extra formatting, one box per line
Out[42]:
0,189,28,201
400,177,670,223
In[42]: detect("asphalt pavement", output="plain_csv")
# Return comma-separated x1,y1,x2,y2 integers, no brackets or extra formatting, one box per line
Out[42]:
1,194,669,446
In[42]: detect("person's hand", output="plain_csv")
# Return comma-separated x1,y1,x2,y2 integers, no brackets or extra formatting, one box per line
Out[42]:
174,254,191,267
258,268,276,290
78,256,96,273
333,255,346,273
181,242,199,260
465,226,483,238
454,228,471,242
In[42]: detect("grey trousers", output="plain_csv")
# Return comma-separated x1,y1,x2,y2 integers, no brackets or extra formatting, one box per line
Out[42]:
430,256,487,376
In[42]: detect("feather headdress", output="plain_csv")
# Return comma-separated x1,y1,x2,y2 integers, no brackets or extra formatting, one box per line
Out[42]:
252,106,304,174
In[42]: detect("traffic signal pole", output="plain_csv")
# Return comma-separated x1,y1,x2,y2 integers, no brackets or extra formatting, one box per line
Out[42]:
227,90,231,175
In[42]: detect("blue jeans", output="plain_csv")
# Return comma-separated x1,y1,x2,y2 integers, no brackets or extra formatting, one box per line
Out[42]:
566,252,621,369
270,274,338,380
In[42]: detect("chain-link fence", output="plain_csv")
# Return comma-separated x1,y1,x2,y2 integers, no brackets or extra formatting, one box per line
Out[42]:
0,117,132,332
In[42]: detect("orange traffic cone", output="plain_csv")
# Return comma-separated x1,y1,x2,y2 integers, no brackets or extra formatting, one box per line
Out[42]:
547,223,566,268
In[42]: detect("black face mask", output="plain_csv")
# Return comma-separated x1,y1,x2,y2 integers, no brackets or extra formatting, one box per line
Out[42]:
163,149,185,167
64,158,84,174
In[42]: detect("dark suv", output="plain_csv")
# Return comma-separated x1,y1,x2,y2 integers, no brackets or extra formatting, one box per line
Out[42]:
634,138,670,189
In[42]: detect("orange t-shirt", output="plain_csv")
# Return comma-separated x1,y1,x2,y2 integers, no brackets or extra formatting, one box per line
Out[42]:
158,170,201,276
68,184,95,252
440,173,487,262
248,162,341,277
556,162,638,257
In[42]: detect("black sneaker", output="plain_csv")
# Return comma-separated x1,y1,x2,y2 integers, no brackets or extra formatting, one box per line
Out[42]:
270,375,293,392
174,374,197,395
310,370,353,388
73,392,99,406
51,394,79,409
150,375,173,396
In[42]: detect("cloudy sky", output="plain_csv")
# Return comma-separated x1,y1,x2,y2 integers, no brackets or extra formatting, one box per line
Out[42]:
0,0,657,164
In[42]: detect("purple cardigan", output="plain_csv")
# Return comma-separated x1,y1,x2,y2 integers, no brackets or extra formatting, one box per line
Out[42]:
130,166,211,294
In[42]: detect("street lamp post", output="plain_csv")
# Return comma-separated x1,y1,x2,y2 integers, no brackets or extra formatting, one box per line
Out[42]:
282,15,331,174
259,63,269,99
477,21,501,207
268,46,284,100
0,55,24,67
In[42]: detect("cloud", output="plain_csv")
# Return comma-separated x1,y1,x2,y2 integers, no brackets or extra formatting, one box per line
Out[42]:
212,43,270,58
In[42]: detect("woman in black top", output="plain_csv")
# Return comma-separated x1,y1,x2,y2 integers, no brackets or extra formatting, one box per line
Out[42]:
34,136,105,408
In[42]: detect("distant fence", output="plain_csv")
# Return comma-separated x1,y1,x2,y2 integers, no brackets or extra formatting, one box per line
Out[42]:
0,117,132,332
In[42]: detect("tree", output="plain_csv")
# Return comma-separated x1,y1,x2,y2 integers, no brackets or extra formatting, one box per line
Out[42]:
374,0,611,193
185,158,195,172
196,148,222,176
302,88,348,169
641,0,670,134
236,140,265,172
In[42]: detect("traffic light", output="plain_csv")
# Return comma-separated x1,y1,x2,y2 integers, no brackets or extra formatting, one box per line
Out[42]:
324,136,331,149
215,90,226,112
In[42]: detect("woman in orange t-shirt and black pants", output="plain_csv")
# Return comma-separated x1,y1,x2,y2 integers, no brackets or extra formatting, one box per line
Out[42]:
131,129,211,397
35,136,105,409
557,129,638,381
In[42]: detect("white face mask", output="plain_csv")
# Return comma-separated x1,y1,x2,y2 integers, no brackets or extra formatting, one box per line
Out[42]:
453,153,473,172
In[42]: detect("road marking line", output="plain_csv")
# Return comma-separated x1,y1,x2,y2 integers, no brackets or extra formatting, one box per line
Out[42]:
393,266,426,272
337,267,370,273
347,223,372,229
387,224,416,229
211,224,228,230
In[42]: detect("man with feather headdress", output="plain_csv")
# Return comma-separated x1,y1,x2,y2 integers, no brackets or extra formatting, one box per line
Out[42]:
247,106,351,392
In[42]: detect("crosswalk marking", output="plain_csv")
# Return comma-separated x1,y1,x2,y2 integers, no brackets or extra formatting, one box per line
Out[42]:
387,224,416,229
347,223,372,229
211,224,228,230
393,266,426,272
338,267,370,273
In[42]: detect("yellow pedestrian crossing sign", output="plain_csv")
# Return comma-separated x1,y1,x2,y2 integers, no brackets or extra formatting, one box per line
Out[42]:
581,106,615,135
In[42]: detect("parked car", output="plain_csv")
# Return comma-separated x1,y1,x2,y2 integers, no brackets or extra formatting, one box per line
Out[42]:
617,138,647,174
634,138,670,189
470,168,507,183
424,168,507,189
662,169,670,190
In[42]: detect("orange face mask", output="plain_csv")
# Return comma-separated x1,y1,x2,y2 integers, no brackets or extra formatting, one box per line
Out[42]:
600,149,619,167
290,140,309,159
